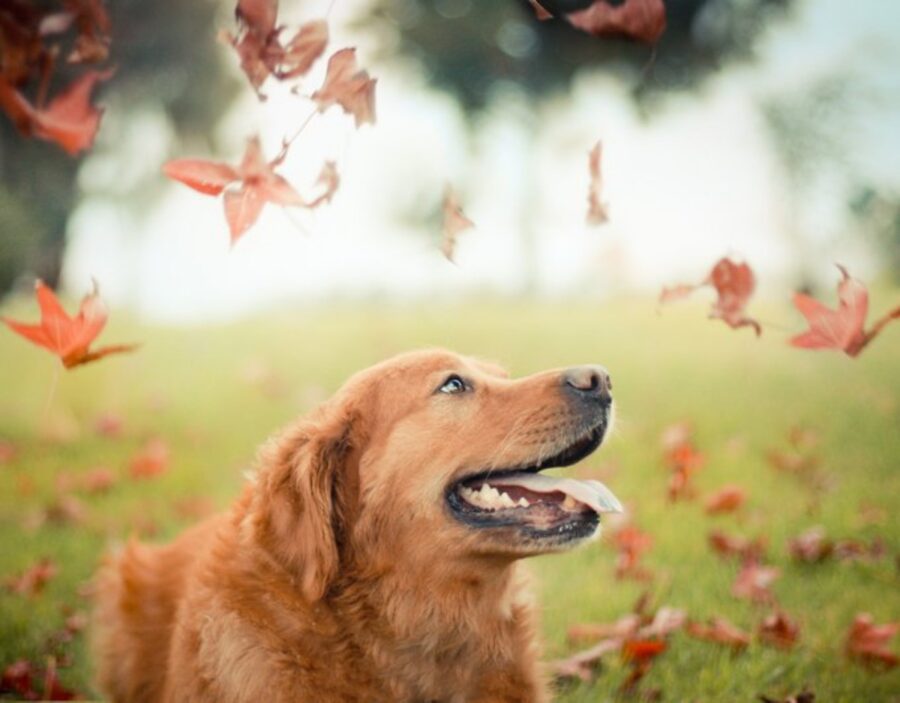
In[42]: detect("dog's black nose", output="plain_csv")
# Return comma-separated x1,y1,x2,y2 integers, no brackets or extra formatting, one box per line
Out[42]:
562,366,612,405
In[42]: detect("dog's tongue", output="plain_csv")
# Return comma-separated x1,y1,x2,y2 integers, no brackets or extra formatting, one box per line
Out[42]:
488,473,623,514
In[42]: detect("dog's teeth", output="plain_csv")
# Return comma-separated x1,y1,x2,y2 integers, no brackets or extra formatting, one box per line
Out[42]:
518,497,530,508
562,495,579,511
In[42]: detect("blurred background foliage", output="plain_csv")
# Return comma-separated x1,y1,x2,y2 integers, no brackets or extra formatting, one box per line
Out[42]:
0,0,239,294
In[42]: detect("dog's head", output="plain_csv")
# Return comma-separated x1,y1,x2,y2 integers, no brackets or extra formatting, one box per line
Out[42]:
252,349,621,601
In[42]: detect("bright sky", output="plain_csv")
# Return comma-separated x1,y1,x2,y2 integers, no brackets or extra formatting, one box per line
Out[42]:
62,0,900,322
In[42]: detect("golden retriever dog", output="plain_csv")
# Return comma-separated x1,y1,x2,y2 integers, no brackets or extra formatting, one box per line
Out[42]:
92,349,621,703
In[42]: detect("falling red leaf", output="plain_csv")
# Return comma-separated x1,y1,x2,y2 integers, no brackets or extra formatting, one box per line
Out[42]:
686,617,751,651
845,613,899,669
164,136,306,243
709,530,767,562
732,562,780,604
791,265,900,358
4,557,58,597
224,0,328,94
758,610,800,649
312,48,377,128
0,69,112,155
704,485,747,515
567,0,667,44
2,280,136,369
660,257,761,335
787,526,833,563
758,689,816,703
708,258,762,334
612,524,653,580
586,141,608,225
128,438,170,479
440,186,475,262
306,160,340,208
658,284,696,305
527,0,553,20
279,20,330,80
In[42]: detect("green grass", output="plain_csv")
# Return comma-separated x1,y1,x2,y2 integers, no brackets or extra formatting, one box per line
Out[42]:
1,297,898,701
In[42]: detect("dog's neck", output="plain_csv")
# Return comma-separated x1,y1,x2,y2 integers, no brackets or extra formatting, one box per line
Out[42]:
331,556,534,698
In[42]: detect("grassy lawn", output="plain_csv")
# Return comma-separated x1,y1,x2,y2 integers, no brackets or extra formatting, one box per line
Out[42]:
1,297,898,701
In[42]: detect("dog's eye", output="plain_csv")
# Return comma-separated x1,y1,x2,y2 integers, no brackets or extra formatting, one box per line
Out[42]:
438,375,467,394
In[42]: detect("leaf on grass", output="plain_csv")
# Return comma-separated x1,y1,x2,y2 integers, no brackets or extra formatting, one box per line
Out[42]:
708,530,767,562
0,439,17,465
94,411,123,438
0,658,77,701
128,438,170,479
568,614,642,644
732,562,780,604
660,257,761,335
758,610,800,649
440,186,475,262
567,0,667,44
586,141,608,225
790,265,899,358
845,613,899,669
758,688,816,703
787,526,833,563
704,485,746,515
43,494,87,526
164,136,306,244
4,557,58,597
311,48,376,127
0,69,112,155
612,525,654,580
82,466,117,494
2,280,136,369
686,617,751,651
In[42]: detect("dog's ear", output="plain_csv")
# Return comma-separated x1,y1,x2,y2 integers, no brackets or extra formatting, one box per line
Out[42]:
254,405,359,602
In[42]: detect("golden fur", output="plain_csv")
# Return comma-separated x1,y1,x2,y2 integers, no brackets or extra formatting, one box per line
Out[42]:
92,349,610,702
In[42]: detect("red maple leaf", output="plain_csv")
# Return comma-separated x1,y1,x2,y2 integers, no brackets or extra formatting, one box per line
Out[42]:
758,610,801,649
224,0,328,94
787,526,833,563
845,613,899,669
4,557,58,597
0,69,112,155
660,257,762,335
2,280,135,369
440,186,475,262
732,562,780,604
586,141,608,225
164,136,306,244
790,265,900,357
704,485,747,515
708,530,767,562
311,48,377,127
686,617,751,651
612,524,653,580
567,0,667,44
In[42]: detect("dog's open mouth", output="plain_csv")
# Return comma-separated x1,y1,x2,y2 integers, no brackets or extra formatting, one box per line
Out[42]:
446,421,622,545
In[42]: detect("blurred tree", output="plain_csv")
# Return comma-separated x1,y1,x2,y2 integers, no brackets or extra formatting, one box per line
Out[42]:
363,0,796,111
362,0,797,292
0,0,239,295
850,188,900,283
